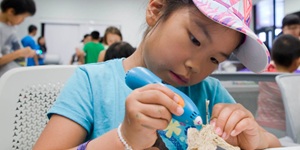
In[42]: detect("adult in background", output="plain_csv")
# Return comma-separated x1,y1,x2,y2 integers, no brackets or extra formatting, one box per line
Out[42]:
82,31,104,64
70,34,91,65
21,24,39,66
281,14,300,38
98,27,122,62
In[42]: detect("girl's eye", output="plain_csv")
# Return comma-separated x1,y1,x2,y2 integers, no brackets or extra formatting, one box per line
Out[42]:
210,57,219,64
190,34,201,46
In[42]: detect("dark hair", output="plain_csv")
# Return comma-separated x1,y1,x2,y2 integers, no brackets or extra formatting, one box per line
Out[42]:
143,0,194,39
103,27,123,45
272,34,300,67
28,25,37,33
1,0,36,15
99,36,104,43
81,34,90,42
91,31,100,40
104,42,135,61
282,14,300,29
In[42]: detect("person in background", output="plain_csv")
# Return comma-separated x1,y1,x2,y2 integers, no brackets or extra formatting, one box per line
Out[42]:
281,14,300,38
76,34,91,54
82,31,104,64
98,27,123,62
37,36,47,53
256,34,300,138
36,36,46,65
70,34,91,65
0,0,36,77
102,41,135,62
21,24,39,66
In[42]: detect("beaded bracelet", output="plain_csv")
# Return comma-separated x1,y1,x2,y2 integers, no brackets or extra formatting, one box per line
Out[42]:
77,140,92,150
118,124,133,150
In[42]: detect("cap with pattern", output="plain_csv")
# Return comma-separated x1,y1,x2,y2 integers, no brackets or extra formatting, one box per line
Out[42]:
193,0,270,73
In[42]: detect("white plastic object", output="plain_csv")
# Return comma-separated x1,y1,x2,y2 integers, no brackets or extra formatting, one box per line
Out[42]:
0,65,76,149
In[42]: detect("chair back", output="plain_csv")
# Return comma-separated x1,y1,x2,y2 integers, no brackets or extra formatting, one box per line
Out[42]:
0,65,76,149
276,74,300,144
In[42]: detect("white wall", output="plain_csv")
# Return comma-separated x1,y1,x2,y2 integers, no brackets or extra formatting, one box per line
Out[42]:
284,0,300,15
16,0,148,47
15,0,267,48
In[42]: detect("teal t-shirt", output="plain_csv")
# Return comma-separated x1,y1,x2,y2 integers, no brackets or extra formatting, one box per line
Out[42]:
48,59,235,149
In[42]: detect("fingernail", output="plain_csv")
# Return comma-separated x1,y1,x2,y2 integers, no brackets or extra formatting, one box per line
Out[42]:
215,127,222,135
222,132,227,139
210,121,216,128
174,95,179,103
177,106,184,114
231,130,236,136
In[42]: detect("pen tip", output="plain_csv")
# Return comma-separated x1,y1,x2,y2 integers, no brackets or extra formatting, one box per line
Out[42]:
194,116,202,125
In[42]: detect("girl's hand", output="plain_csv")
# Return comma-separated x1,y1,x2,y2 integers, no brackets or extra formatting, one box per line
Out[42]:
210,103,269,150
121,84,184,149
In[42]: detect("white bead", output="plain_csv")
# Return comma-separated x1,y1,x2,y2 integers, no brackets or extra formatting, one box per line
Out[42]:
118,124,133,150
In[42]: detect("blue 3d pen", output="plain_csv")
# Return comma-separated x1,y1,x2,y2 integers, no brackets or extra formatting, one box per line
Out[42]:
125,67,202,126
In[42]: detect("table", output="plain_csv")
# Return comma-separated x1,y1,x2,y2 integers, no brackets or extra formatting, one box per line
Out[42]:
265,146,300,150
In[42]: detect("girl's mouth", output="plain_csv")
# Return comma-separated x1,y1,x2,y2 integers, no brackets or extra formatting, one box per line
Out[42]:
169,71,189,85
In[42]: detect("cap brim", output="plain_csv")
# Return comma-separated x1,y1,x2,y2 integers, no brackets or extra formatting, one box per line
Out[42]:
193,0,270,73
234,35,270,73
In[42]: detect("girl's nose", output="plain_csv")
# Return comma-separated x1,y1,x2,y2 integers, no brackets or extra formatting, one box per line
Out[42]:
185,59,201,74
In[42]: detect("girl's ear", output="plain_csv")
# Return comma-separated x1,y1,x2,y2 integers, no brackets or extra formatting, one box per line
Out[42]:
6,8,15,16
291,57,300,72
146,0,165,27
296,57,300,66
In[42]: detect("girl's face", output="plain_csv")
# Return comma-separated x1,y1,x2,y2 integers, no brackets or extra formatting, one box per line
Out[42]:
106,33,122,46
39,37,45,45
142,6,242,87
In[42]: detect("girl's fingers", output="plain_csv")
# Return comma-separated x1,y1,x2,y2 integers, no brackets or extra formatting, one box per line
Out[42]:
213,106,236,136
136,84,175,100
134,90,183,116
230,118,256,137
210,103,254,139
135,111,170,131
211,103,238,135
222,109,249,140
210,103,224,121
139,103,172,124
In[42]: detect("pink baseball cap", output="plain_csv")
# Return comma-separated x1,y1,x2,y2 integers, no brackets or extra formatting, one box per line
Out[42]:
193,0,270,73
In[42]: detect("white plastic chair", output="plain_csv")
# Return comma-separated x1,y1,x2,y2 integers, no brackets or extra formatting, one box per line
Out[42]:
0,65,76,150
276,74,300,146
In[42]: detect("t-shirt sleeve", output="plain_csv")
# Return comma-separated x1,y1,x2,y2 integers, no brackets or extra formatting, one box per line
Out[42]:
28,40,36,50
48,67,94,133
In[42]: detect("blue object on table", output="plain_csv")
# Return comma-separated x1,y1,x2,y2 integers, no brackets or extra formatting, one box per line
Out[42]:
125,67,202,125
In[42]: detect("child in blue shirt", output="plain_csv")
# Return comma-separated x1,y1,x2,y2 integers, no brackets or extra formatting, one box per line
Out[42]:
21,25,40,66
34,0,281,149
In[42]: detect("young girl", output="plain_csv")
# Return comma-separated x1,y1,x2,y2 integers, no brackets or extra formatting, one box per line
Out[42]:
34,0,281,149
